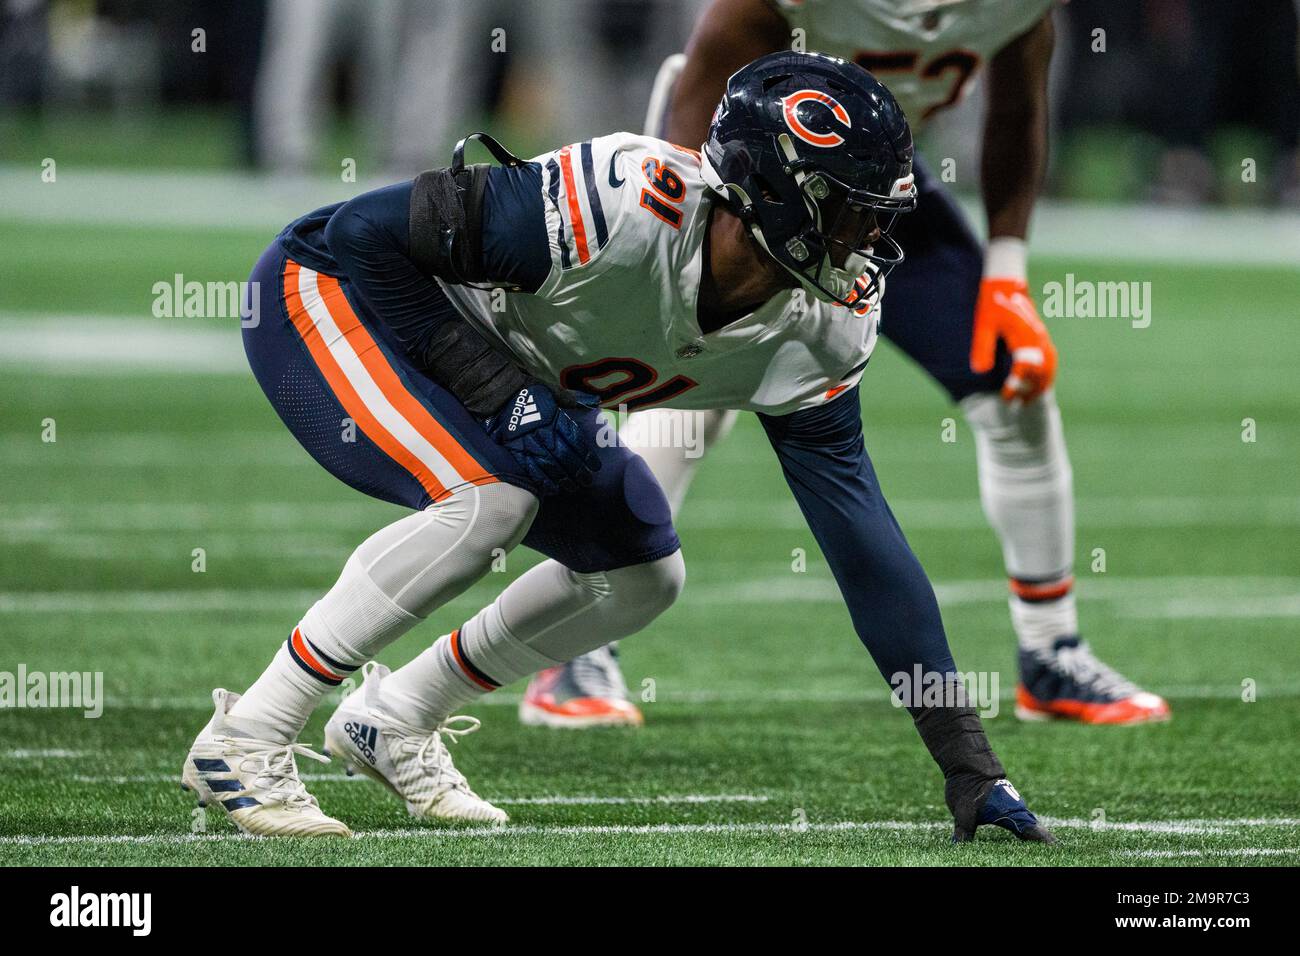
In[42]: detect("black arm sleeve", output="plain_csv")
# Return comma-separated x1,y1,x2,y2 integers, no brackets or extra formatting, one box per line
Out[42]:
757,387,959,683
321,166,552,416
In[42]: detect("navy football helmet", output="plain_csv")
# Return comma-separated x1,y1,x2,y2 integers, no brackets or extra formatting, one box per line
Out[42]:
701,51,916,309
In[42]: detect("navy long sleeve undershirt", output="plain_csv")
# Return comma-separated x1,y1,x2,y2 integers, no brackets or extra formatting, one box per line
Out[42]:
317,164,551,368
759,387,958,683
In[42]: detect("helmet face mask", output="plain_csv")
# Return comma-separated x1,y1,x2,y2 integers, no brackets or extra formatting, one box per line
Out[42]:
702,52,918,310
778,145,913,307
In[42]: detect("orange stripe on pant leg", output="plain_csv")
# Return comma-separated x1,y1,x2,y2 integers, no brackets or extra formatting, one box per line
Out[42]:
557,146,591,264
313,274,496,489
282,260,447,502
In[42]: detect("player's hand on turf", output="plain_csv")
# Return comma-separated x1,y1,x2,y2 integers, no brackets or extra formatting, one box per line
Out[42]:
970,276,1058,403
484,381,601,496
950,777,1058,845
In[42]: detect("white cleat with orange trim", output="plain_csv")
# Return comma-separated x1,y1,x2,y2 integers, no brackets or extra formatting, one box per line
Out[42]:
519,645,644,728
181,689,351,837
324,662,507,825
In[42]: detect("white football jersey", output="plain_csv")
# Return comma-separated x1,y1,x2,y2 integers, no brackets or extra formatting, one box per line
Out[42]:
774,0,1057,127
438,133,879,417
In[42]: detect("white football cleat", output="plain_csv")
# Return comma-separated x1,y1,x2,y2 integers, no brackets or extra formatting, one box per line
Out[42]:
180,688,351,838
323,662,507,825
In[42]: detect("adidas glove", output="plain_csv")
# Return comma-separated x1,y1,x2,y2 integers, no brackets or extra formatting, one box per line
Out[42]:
484,382,602,496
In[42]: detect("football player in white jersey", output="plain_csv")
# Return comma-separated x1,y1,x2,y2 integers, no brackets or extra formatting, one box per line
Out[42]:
525,0,1171,728
181,52,1053,843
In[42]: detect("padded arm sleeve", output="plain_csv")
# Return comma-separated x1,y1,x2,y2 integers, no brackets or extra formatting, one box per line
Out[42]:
757,387,958,683
324,181,452,364
323,168,552,417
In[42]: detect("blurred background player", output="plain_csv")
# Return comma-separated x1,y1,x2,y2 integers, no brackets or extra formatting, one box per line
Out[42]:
7,0,1291,194
253,0,476,175
522,0,1177,728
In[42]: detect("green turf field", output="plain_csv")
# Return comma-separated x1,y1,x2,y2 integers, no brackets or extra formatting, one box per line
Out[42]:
2,210,1298,866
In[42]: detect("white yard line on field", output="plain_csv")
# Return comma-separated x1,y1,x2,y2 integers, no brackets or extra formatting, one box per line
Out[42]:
0,315,245,375
3,575,1300,618
1122,596,1300,619
38,680,1300,713
2,749,88,759
62,776,768,806
4,497,1299,535
1120,847,1300,859
494,793,769,806
4,431,1293,471
3,165,1296,267
686,576,1300,619
681,496,1300,531
0,500,392,533
0,822,928,848
31,681,1283,715
0,432,309,469
1,817,1297,848
0,166,374,232
0,589,324,614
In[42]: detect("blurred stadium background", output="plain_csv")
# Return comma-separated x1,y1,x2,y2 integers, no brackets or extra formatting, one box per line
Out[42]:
2,0,1299,198
1,0,1298,865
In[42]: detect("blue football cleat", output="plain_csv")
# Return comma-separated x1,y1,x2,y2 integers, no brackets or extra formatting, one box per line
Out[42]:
1017,637,1171,725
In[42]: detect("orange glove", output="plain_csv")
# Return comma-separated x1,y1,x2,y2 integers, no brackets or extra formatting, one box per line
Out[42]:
970,275,1058,403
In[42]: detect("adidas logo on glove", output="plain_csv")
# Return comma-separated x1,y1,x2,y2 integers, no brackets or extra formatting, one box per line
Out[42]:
506,387,543,433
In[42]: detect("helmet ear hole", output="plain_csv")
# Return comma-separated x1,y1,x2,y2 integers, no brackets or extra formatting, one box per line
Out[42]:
749,173,780,204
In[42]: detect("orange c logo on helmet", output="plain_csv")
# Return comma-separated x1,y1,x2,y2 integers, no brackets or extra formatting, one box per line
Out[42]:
781,89,852,148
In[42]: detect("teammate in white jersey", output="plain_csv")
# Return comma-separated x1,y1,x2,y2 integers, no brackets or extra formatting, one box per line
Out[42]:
526,0,1171,728
181,51,1053,844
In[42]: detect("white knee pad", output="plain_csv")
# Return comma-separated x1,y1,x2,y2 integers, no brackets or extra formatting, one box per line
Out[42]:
960,390,1074,581
620,407,738,516
353,481,539,619
589,549,687,628
460,550,686,678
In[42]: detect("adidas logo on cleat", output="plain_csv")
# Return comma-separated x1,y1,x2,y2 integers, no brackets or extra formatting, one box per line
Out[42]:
343,720,379,765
